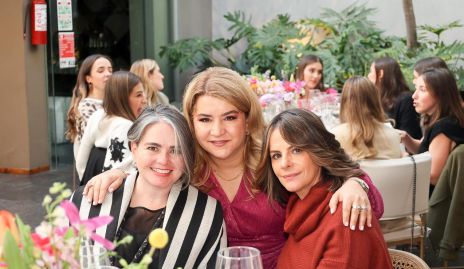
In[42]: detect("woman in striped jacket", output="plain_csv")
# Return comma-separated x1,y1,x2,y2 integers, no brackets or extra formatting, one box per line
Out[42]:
72,105,227,268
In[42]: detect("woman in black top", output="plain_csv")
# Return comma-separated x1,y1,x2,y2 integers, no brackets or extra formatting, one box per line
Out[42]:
400,68,464,188
368,57,422,139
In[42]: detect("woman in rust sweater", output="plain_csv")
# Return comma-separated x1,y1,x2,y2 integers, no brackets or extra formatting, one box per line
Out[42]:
256,109,392,269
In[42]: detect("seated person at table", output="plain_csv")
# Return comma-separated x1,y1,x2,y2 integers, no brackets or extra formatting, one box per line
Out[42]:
332,76,401,160
400,68,464,190
72,105,227,268
368,56,421,139
256,109,392,269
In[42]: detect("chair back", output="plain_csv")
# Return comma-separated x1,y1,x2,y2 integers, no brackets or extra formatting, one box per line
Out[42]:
359,152,431,220
388,249,430,269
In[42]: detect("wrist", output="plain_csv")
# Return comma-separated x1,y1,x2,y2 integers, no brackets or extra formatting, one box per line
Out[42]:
349,177,369,193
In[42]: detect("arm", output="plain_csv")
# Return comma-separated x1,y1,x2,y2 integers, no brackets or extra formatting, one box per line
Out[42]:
329,178,372,231
399,130,422,154
83,169,127,205
429,133,453,185
75,112,101,180
396,95,422,139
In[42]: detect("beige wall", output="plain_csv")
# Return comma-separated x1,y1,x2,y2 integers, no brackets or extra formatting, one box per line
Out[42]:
0,0,49,172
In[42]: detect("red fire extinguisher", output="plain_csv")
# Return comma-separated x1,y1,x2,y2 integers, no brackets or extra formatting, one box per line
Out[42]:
30,0,47,45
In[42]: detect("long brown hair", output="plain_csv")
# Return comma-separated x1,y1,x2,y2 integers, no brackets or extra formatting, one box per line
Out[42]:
256,109,363,204
420,68,464,129
372,57,410,111
183,67,265,191
340,76,388,160
103,71,141,121
295,55,325,91
66,54,112,142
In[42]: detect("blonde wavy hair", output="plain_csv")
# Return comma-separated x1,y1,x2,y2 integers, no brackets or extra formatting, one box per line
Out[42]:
182,67,265,191
130,59,160,105
339,76,388,159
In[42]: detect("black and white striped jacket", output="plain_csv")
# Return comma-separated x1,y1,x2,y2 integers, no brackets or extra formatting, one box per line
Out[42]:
71,173,227,268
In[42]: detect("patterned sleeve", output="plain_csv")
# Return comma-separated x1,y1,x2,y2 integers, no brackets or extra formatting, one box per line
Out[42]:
75,110,102,180
102,121,133,173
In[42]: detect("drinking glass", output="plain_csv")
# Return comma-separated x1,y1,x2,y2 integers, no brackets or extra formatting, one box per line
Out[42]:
79,245,111,269
216,246,263,269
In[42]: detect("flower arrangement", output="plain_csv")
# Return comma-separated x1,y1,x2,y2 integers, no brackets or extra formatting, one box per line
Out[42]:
246,70,305,109
0,182,169,269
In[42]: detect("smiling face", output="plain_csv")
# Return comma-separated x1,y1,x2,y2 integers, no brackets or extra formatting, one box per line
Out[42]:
86,57,113,92
269,128,321,199
128,83,147,118
412,76,437,115
149,66,165,91
192,95,248,164
303,62,323,90
131,121,185,191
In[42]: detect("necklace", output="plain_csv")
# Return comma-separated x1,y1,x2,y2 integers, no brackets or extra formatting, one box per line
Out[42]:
214,168,244,182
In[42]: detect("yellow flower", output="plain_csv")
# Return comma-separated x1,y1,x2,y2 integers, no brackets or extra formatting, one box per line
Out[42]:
148,228,168,249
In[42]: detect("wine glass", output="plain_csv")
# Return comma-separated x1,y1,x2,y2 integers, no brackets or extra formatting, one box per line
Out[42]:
79,245,111,269
216,246,263,269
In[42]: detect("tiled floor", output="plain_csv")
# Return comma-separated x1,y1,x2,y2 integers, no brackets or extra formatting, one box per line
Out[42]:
0,166,463,268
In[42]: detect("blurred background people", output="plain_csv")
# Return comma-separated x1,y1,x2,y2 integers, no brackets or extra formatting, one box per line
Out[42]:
130,59,169,106
66,54,113,161
332,76,401,160
368,56,422,139
76,71,146,185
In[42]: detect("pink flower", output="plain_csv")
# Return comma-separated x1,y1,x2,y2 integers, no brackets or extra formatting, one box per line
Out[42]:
60,200,115,250
325,88,338,95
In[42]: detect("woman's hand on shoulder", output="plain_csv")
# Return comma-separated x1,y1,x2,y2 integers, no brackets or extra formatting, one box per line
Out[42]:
83,169,127,205
329,178,372,231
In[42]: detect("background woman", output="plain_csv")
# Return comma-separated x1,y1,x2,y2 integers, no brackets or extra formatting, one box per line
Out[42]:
332,76,402,160
401,68,464,189
368,56,422,139
66,54,113,160
295,55,325,96
72,106,226,268
76,71,146,185
130,59,169,106
256,109,391,268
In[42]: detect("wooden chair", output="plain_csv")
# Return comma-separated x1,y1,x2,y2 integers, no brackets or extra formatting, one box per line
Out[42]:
389,249,430,269
360,152,432,258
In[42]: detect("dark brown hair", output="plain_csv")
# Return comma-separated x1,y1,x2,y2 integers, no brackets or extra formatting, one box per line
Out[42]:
255,109,364,204
103,71,141,121
414,57,448,76
420,68,464,129
372,57,410,111
295,55,325,91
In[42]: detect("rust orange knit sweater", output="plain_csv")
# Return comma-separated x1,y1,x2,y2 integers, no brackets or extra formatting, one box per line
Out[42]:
277,181,392,269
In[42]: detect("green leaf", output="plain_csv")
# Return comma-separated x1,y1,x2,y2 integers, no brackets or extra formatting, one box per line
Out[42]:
3,231,27,269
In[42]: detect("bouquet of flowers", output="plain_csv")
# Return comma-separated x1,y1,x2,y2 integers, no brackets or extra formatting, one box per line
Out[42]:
246,70,305,108
0,182,169,269
245,70,305,122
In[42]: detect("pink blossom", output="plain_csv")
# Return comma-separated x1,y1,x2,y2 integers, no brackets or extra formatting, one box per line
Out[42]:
60,200,115,250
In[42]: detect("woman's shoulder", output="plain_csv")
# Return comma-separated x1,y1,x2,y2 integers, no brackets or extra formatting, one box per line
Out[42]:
185,185,221,205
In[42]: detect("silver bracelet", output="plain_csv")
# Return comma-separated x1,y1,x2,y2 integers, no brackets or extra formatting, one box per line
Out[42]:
350,178,369,193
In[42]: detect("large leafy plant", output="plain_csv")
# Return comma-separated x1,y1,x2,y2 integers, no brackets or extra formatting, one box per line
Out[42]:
160,3,464,90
